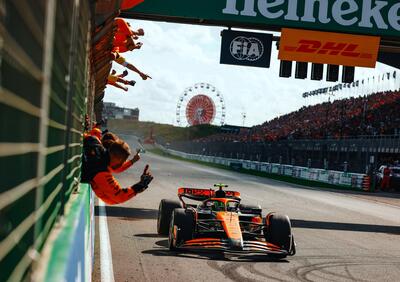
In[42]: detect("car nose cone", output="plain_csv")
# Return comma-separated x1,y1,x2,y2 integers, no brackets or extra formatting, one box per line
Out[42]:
229,238,244,250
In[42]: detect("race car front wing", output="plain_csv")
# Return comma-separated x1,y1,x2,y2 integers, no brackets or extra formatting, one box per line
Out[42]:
178,238,294,255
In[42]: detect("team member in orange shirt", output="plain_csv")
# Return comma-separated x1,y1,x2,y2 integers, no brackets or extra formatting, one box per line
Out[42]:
113,18,144,53
113,36,143,53
113,18,144,54
82,136,153,205
114,19,143,40
112,52,151,80
83,127,102,141
107,73,136,92
101,132,141,174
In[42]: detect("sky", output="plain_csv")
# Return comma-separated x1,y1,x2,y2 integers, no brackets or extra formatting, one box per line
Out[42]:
105,19,397,127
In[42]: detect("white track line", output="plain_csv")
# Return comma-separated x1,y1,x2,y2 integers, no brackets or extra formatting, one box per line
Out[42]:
99,200,115,282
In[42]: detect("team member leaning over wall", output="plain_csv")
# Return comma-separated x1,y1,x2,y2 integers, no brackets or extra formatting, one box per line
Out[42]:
113,18,145,53
111,18,151,81
81,135,153,205
112,51,152,81
107,73,136,91
101,132,141,173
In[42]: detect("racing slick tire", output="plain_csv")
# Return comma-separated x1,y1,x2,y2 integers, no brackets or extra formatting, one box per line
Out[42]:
157,199,182,236
168,208,194,250
264,213,293,259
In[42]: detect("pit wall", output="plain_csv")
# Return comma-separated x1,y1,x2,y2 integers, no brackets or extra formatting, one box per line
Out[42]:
0,1,93,280
158,146,367,190
34,184,95,282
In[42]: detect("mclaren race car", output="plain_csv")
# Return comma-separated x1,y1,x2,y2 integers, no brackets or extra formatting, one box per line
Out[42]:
157,184,296,258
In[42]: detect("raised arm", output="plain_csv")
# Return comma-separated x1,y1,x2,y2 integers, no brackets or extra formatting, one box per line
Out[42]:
91,165,153,205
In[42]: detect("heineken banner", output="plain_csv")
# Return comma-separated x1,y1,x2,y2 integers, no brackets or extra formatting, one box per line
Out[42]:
125,0,400,38
220,30,273,68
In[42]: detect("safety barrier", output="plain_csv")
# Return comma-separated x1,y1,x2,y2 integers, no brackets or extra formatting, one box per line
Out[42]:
0,1,92,280
159,146,366,190
33,184,95,282
169,135,400,174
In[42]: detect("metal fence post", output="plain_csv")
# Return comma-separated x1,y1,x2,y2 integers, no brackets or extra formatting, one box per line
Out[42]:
33,0,57,249
60,0,80,215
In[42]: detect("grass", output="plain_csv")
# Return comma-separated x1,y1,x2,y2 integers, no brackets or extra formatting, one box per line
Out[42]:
148,148,363,192
108,119,220,143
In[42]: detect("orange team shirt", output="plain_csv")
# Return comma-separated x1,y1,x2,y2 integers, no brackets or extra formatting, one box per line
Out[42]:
112,44,128,53
110,159,134,173
115,18,133,39
114,18,133,49
113,37,131,53
84,128,101,142
91,171,137,205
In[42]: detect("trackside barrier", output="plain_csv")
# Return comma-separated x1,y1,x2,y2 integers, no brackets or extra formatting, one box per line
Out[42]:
34,184,95,282
158,146,366,190
363,176,371,191
0,1,92,280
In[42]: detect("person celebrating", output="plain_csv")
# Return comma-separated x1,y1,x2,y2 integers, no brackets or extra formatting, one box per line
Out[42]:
112,52,152,80
82,136,153,205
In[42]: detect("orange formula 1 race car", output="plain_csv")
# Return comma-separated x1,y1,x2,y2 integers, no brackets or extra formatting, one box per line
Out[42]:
157,184,296,259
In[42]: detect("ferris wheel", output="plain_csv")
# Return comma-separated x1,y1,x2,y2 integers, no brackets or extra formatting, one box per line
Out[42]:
176,83,226,127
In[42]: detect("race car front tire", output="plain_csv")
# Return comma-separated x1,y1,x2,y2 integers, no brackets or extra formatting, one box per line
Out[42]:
264,213,293,258
157,199,182,236
169,208,194,250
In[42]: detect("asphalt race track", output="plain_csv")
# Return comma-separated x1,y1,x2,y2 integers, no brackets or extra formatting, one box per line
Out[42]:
93,135,400,282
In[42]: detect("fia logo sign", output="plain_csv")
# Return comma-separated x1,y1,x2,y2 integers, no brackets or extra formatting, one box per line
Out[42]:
220,30,272,68
229,36,264,62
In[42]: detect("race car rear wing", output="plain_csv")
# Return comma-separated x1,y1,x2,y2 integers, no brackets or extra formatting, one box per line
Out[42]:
178,187,241,202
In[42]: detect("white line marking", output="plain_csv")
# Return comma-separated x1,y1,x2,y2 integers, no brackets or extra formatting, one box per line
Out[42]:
99,200,115,282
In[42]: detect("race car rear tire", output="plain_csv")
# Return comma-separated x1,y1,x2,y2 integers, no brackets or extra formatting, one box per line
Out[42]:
157,199,182,236
169,208,194,250
264,214,293,258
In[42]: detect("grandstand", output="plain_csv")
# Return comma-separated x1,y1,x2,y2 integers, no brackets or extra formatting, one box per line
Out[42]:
192,90,400,142
259,90,400,141
166,90,400,174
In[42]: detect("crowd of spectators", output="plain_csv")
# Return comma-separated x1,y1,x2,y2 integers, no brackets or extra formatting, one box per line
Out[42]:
261,90,400,141
195,90,400,143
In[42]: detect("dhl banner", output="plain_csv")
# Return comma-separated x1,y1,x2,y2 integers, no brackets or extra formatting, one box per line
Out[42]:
278,28,380,68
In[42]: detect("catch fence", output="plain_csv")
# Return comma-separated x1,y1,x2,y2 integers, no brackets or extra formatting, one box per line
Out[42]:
0,1,92,280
